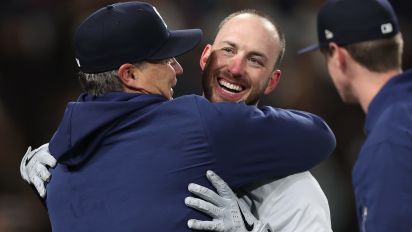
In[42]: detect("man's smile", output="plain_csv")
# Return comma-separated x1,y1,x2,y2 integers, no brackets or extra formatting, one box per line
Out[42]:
218,78,244,93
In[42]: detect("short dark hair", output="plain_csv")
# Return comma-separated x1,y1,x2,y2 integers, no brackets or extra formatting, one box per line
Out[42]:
78,70,123,96
217,9,286,70
321,33,403,72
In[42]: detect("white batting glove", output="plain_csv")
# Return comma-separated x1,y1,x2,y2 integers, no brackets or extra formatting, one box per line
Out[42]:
185,170,272,232
20,143,57,198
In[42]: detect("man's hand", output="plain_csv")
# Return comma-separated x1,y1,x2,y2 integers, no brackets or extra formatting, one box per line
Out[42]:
185,170,272,232
20,143,56,198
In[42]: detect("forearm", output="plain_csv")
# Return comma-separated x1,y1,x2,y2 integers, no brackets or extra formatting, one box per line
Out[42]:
197,99,336,187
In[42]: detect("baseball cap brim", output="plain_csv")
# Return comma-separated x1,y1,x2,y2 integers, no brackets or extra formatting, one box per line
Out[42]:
297,43,321,55
148,28,202,60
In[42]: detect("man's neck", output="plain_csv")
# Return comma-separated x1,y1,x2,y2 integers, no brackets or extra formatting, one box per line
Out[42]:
352,67,402,113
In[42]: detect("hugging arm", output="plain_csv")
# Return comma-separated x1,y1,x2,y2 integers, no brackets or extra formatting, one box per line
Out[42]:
197,99,336,187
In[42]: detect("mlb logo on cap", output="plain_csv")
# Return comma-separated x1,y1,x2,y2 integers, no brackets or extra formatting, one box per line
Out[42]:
381,23,393,34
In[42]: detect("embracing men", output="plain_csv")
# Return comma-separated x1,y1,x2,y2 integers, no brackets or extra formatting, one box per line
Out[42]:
20,2,335,232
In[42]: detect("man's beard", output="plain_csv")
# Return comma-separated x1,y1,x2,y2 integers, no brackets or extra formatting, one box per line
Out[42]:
201,56,214,102
201,53,266,105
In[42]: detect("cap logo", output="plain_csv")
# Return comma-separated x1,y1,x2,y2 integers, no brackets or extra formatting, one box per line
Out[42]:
153,7,167,29
324,29,334,39
381,23,393,34
75,58,81,67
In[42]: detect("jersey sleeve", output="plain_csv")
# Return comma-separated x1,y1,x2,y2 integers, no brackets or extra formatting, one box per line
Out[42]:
194,97,336,188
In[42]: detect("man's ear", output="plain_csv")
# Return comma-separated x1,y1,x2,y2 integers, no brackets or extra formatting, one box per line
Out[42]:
264,70,281,95
117,63,137,88
328,42,348,74
200,44,212,71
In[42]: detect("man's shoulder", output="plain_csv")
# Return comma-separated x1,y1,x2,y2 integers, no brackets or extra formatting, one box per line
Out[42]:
264,172,327,204
172,95,302,115
242,172,328,208
368,101,412,145
280,172,328,203
172,95,256,114
170,94,204,103
159,95,204,110
246,172,332,231
384,100,412,124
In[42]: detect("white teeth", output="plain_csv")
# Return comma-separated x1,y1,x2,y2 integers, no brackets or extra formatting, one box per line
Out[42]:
218,79,243,92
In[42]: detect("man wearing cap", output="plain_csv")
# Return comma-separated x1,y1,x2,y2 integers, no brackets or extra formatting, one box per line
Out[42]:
20,2,335,231
299,0,412,231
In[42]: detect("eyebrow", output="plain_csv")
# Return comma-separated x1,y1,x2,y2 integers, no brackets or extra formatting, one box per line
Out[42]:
220,40,269,61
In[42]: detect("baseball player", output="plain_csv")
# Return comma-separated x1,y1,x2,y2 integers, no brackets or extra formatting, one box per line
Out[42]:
299,0,412,231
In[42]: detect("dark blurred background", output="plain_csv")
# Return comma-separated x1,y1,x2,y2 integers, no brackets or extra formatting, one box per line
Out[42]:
1,0,411,231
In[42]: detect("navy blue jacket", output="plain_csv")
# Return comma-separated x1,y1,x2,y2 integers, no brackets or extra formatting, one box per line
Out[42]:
46,92,335,232
353,69,412,232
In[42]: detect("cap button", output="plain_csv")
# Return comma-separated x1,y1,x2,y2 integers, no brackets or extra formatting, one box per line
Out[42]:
106,5,114,10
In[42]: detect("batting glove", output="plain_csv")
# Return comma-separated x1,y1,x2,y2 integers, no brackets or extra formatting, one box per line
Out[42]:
185,170,272,232
20,143,56,198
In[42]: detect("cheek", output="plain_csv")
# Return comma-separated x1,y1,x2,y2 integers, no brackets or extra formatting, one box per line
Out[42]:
157,68,175,89
327,61,342,83
327,62,340,85
212,53,231,68
166,66,176,78
249,71,269,89
330,72,348,98
203,59,222,85
328,70,341,88
327,63,336,81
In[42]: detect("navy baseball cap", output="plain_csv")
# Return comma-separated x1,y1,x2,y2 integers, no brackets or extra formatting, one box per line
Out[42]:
298,0,400,54
74,1,202,73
